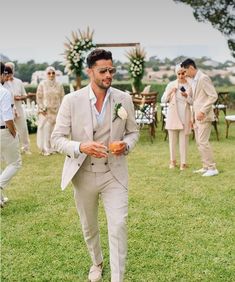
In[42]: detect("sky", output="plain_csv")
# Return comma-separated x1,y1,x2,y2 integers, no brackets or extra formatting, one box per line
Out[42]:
1,0,234,64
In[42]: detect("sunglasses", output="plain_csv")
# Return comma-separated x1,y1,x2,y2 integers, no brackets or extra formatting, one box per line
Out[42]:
47,72,55,75
96,67,116,75
177,72,186,75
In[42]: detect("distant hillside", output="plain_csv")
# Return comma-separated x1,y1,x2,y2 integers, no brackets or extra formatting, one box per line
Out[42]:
0,54,10,62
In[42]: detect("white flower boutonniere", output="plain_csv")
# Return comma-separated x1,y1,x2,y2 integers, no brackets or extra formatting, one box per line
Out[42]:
113,103,128,122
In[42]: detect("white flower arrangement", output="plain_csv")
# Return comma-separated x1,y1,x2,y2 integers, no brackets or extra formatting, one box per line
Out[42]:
126,46,146,92
63,27,96,76
113,103,128,122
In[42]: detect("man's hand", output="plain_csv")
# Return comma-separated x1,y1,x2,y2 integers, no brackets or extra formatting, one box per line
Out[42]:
80,141,108,158
196,111,205,121
5,120,17,138
109,141,127,156
14,95,26,101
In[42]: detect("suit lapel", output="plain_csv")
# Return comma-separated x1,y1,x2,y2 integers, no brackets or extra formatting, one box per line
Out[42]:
78,87,93,140
110,89,125,142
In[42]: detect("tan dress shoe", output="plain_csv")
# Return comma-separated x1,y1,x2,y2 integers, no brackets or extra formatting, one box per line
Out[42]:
88,264,103,282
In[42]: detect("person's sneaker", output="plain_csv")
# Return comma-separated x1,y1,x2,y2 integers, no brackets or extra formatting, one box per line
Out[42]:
24,151,32,155
88,264,103,282
202,169,219,177
193,168,208,174
1,190,8,207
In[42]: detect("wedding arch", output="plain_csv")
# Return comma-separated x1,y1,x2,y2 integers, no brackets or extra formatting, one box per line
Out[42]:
63,27,140,89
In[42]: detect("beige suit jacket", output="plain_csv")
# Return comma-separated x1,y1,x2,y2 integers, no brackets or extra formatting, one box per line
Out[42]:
193,70,218,122
161,80,192,134
51,86,139,190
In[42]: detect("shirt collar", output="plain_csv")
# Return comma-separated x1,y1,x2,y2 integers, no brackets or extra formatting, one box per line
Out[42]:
193,70,200,81
88,84,112,104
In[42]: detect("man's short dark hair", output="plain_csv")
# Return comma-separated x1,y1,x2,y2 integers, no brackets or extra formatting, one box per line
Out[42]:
0,62,5,75
181,58,197,69
86,49,113,68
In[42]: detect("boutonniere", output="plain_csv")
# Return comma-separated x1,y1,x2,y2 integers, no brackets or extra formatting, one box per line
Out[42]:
113,103,128,122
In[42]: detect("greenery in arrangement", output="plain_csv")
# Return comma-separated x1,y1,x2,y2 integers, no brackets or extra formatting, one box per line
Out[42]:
26,115,37,134
126,46,146,93
1,112,235,281
63,27,96,76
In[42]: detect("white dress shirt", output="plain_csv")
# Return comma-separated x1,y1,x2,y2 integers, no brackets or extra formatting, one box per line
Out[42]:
74,84,112,155
0,84,14,126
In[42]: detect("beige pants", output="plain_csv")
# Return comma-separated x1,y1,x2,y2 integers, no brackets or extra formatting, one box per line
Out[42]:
37,115,55,154
194,121,216,169
72,169,128,282
0,129,22,189
14,106,30,152
168,129,189,165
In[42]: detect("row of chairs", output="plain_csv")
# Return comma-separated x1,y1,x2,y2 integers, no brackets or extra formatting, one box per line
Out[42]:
129,90,158,142
129,89,230,142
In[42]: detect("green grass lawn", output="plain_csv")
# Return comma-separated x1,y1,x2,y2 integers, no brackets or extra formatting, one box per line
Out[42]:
1,111,235,282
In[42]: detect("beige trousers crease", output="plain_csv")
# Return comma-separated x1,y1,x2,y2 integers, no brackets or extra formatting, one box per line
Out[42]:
168,129,189,165
15,106,30,151
0,130,22,189
194,121,216,169
73,169,128,282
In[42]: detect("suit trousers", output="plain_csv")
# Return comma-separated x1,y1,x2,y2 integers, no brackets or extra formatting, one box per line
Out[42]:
168,129,189,164
0,129,22,189
194,121,216,169
72,169,128,282
14,106,30,152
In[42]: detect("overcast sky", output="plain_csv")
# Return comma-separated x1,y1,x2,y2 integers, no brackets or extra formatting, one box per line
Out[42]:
1,0,234,63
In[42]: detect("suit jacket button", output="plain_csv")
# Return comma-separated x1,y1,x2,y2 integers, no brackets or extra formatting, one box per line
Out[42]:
91,163,94,166
78,163,80,166
105,162,108,165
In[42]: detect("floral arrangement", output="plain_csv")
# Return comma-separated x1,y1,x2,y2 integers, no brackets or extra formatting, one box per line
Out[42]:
113,103,128,122
26,115,37,134
63,27,96,76
126,46,146,93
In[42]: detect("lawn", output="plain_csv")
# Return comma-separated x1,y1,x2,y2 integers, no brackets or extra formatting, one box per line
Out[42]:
1,111,235,282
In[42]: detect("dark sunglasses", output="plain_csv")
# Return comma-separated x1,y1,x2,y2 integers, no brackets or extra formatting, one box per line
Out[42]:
96,67,116,75
177,72,186,75
47,72,55,75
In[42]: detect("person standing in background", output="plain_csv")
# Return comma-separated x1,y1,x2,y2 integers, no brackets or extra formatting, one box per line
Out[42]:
181,58,219,177
0,62,22,207
161,64,193,170
4,62,31,154
36,66,64,156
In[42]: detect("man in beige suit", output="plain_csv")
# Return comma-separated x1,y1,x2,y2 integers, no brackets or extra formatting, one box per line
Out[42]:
51,49,139,282
181,59,219,176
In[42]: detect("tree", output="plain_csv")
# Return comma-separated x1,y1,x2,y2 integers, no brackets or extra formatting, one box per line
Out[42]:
173,0,235,57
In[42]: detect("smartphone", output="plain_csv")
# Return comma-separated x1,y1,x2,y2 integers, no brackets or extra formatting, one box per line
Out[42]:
180,86,186,92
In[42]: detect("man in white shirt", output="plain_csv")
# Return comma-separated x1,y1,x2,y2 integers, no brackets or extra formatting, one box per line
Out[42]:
4,62,31,154
0,62,22,207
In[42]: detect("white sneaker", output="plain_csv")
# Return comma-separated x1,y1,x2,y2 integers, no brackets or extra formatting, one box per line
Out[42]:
202,169,219,177
1,190,8,207
193,168,208,174
88,264,103,282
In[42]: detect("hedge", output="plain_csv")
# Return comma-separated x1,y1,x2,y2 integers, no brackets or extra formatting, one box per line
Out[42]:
24,83,234,105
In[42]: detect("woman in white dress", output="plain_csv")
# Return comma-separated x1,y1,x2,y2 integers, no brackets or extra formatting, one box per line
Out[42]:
36,66,64,155
161,64,193,170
